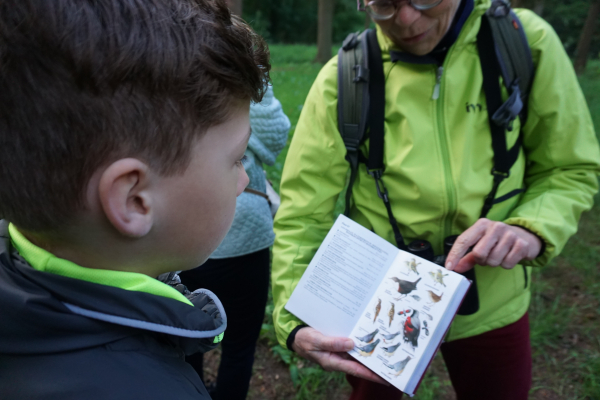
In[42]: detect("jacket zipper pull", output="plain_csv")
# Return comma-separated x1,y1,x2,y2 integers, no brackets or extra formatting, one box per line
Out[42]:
432,66,444,100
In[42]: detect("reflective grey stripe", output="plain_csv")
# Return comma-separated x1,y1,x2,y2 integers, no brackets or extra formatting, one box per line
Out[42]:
63,299,227,339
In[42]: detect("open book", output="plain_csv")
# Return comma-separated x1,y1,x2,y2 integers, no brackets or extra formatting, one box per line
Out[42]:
285,215,470,396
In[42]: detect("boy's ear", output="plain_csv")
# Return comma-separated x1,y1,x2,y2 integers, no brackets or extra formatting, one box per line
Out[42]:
98,159,154,238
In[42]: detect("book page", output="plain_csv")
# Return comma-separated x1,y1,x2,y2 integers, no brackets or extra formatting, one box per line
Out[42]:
347,249,469,395
285,215,399,338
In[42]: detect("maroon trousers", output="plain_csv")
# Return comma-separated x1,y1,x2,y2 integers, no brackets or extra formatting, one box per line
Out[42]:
346,313,532,400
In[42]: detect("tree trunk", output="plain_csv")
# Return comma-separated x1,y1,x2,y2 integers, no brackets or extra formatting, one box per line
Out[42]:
227,0,243,16
314,0,334,64
533,0,544,16
574,0,600,75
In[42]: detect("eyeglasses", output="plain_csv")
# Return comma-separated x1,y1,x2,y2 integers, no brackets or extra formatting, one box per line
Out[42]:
357,0,444,20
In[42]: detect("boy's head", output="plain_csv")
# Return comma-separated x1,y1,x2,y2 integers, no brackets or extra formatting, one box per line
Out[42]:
0,0,270,273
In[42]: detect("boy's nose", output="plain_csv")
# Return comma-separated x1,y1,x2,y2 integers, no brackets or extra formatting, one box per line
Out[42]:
394,2,421,26
237,168,249,197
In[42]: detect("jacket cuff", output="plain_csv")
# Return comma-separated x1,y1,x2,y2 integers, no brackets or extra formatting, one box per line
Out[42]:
286,324,308,352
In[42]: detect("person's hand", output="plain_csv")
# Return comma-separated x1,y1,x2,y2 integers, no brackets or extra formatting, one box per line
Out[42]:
292,327,389,385
445,219,542,273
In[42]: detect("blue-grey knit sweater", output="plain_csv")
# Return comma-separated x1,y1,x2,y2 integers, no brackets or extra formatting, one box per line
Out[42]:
210,86,290,258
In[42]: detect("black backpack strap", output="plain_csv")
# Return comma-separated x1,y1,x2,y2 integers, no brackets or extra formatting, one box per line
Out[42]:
337,29,407,251
338,31,370,217
364,30,408,251
477,1,534,218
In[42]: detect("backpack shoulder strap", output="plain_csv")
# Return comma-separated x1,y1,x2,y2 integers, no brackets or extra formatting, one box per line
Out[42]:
484,0,534,125
477,0,534,218
338,30,371,216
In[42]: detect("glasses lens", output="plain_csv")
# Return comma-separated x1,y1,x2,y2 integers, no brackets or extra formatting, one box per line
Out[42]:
366,1,396,20
411,0,443,10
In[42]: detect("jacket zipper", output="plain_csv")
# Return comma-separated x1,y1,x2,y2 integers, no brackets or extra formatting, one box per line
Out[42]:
432,62,457,243
432,66,443,100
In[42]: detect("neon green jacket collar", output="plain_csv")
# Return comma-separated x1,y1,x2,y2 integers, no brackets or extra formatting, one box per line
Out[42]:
9,223,193,306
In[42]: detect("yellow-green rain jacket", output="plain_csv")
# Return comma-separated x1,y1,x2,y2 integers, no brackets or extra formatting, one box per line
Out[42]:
272,1,600,347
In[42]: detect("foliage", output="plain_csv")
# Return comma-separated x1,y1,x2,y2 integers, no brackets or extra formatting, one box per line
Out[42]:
242,0,365,45
531,0,600,58
242,0,599,61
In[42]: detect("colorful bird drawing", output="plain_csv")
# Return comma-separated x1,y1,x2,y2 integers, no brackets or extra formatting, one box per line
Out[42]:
389,277,421,300
381,331,401,342
355,329,379,343
373,298,382,323
410,294,421,302
381,342,401,356
385,356,412,376
402,309,421,348
429,269,448,287
355,339,380,356
426,290,443,305
388,302,395,327
405,258,421,275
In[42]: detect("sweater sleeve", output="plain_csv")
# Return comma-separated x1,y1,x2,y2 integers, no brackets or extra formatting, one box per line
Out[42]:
271,57,350,348
503,10,600,267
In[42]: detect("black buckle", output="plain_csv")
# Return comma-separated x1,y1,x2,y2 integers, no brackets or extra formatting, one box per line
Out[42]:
491,82,522,131
353,64,369,83
368,169,389,201
491,168,510,182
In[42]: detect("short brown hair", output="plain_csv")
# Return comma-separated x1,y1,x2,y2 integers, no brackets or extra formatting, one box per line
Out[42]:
0,0,270,232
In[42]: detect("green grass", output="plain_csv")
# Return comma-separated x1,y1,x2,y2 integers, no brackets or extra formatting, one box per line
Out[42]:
262,47,600,399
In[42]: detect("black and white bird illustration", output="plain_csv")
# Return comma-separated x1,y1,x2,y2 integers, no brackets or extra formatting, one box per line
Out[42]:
389,277,421,300
423,320,430,336
385,356,412,376
401,309,421,348
381,331,401,342
355,329,379,343
381,342,401,356
355,339,380,356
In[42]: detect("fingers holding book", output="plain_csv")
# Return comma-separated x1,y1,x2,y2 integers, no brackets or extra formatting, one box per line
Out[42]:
292,327,389,385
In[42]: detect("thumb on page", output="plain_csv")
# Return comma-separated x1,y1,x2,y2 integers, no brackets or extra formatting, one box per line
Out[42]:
318,336,354,352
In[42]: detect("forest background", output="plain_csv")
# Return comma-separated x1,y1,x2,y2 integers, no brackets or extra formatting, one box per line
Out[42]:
202,2,600,399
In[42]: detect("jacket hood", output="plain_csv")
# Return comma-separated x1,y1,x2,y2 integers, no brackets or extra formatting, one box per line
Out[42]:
0,222,226,356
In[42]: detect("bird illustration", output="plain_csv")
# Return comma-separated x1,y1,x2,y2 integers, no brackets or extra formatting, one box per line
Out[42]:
381,331,401,342
423,320,430,336
355,329,379,343
390,277,421,300
402,309,421,348
426,290,443,304
381,342,401,356
405,258,421,275
410,294,421,302
355,339,380,356
373,298,382,323
429,269,448,287
388,302,395,327
385,356,412,376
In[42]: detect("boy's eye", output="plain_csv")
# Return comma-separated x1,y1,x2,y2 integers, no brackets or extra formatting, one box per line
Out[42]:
236,155,249,168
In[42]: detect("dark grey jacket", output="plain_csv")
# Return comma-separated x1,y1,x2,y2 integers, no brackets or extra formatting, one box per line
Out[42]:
0,222,226,399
